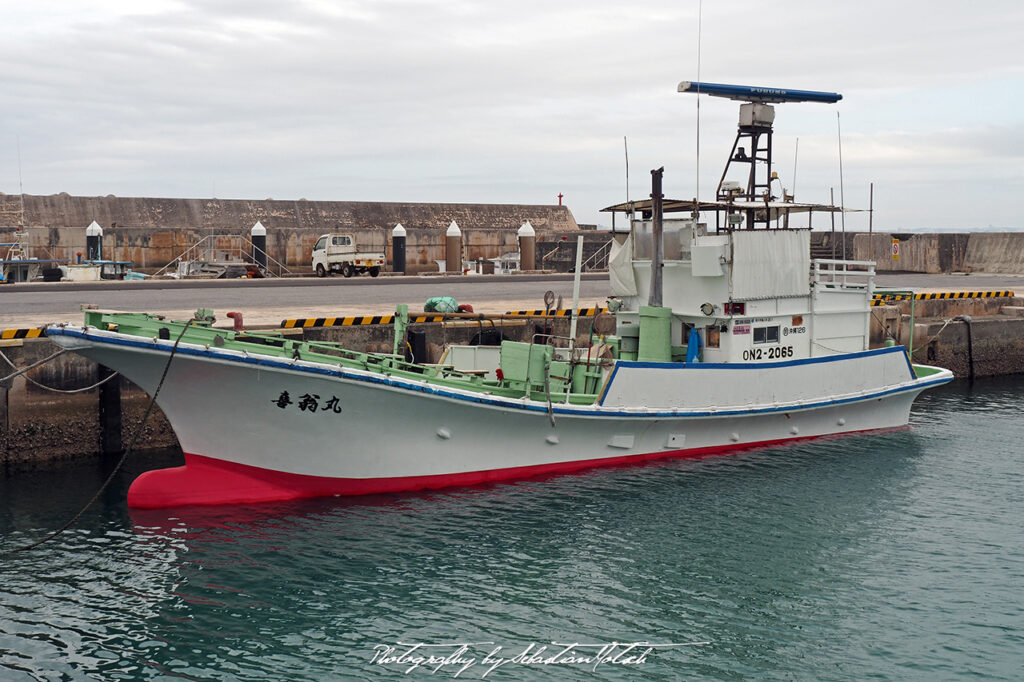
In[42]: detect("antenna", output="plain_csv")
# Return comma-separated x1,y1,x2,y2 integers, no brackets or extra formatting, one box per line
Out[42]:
8,135,28,261
623,136,630,207
830,187,836,259
869,181,874,235
837,112,846,256
693,0,703,219
17,135,26,228
791,137,799,199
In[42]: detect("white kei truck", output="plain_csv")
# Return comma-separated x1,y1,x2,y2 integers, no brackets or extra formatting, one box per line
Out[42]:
311,233,386,278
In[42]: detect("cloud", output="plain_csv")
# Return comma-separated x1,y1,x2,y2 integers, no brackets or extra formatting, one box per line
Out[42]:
0,0,1022,228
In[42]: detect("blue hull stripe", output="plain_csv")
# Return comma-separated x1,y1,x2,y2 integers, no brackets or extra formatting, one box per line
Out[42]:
48,328,952,420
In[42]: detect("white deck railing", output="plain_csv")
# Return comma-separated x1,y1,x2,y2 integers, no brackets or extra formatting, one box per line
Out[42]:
812,258,876,290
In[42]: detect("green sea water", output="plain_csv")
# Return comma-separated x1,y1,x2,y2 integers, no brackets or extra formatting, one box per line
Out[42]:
1,377,1021,680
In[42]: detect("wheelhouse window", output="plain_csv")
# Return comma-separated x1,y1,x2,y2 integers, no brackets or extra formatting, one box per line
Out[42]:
753,326,779,344
705,325,721,348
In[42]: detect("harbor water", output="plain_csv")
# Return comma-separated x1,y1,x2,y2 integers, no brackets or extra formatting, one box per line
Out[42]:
1,377,1021,680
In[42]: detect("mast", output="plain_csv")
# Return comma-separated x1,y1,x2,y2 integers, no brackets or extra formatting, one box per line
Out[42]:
677,81,841,230
649,167,664,307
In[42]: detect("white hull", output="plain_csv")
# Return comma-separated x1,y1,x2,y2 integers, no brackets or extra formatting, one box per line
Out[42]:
49,327,952,507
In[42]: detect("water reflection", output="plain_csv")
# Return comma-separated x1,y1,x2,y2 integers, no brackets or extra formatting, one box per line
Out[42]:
106,435,927,679
2,378,1020,680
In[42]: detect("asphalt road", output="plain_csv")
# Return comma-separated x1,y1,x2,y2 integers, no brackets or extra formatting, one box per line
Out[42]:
0,273,611,328
1,271,1019,329
874,272,1024,290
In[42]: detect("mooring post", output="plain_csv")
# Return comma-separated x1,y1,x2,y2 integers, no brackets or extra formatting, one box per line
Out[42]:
392,223,407,274
98,365,122,456
518,221,536,271
0,380,8,465
250,221,268,270
445,221,462,273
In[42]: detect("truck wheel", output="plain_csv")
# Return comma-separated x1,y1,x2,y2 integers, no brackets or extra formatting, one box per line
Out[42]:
369,266,380,277
316,264,327,278
341,263,354,278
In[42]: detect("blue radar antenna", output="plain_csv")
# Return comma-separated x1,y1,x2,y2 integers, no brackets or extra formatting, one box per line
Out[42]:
679,81,842,228
677,81,841,104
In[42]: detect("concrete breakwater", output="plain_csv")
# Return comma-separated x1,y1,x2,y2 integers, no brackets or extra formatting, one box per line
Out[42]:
3,292,1023,467
7,192,1024,276
0,193,586,274
854,232,1024,274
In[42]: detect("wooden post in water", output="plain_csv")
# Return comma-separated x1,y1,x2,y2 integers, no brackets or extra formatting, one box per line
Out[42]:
0,379,8,465
98,365,122,456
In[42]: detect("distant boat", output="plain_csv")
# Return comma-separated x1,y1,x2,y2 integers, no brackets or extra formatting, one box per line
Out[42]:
1,230,67,283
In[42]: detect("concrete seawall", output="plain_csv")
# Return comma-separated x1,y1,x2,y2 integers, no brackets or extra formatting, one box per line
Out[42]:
0,341,178,466
963,233,1024,274
853,232,1024,274
912,315,1024,378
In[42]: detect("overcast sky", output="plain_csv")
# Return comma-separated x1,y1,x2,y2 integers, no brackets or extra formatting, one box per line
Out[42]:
2,0,1022,230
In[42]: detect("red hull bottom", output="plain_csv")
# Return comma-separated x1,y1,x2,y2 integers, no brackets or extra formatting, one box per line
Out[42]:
128,428,903,508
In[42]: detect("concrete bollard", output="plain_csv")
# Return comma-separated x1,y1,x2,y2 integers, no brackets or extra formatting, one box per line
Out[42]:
392,223,406,274
250,221,267,270
518,221,536,271
86,221,103,261
445,221,461,274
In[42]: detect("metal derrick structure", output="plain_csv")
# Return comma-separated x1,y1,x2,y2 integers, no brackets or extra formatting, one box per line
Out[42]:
603,81,845,232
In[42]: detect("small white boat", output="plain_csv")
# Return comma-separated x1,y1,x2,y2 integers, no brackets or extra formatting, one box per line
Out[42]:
47,82,952,507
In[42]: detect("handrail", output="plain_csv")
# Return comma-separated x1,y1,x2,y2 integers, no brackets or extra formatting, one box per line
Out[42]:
151,235,215,277
539,245,562,266
579,238,614,272
540,238,614,272
152,234,294,278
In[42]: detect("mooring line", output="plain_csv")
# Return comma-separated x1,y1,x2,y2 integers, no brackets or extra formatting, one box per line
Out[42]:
0,348,67,383
0,349,119,393
3,319,195,555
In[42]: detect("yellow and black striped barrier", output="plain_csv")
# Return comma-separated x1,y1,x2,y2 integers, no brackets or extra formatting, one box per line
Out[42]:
0,327,47,340
870,290,1015,306
280,314,448,328
504,307,608,317
280,307,610,328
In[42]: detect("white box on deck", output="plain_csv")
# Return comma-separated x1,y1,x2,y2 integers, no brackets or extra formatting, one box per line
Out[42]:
739,103,775,127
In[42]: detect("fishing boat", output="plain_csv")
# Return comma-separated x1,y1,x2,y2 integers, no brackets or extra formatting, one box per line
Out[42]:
46,82,953,508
